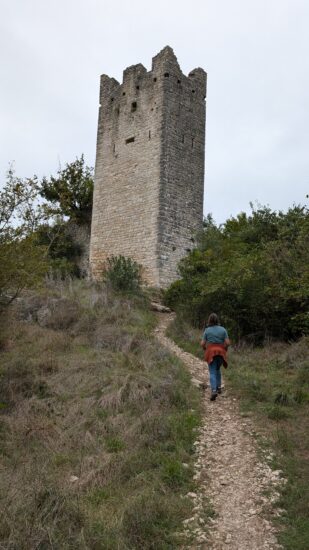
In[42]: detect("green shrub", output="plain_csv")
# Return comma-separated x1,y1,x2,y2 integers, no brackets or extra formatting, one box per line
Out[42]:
165,205,309,342
103,255,142,292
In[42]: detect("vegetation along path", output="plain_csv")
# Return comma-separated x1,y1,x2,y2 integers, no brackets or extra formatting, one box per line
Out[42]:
155,313,283,550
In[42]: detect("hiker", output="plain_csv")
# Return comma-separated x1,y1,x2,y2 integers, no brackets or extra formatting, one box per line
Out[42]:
200,313,230,401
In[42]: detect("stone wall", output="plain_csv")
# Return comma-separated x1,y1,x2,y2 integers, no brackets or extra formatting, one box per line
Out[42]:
90,46,206,287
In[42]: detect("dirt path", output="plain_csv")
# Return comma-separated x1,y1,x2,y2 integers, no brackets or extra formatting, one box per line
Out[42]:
155,314,282,550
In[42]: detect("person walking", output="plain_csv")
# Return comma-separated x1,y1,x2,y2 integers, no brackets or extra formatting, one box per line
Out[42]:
200,313,230,401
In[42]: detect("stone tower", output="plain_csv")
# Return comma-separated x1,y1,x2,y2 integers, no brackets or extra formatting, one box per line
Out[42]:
90,46,206,287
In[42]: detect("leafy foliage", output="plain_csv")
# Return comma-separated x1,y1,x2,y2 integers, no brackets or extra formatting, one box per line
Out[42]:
0,167,47,306
34,223,82,278
103,255,142,292
165,205,309,341
39,155,93,224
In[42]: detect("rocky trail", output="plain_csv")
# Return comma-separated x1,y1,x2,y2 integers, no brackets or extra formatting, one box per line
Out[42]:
155,313,283,550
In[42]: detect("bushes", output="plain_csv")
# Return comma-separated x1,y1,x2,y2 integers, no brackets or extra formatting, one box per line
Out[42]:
165,205,309,342
103,255,142,292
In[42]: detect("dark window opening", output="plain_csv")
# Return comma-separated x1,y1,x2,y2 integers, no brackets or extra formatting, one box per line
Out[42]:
182,134,185,144
177,79,181,84
186,248,191,253
148,130,151,140
153,77,157,82
190,237,195,243
151,107,154,111
122,91,126,96
192,89,195,93
126,137,135,144
131,101,137,112
113,144,116,153
172,246,176,251
116,107,120,116
136,85,140,90
111,97,114,102
191,138,194,148
164,72,170,78
203,95,206,100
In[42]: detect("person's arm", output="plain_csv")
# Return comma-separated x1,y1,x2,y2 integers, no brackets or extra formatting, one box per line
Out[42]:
223,337,231,349
223,328,230,349
200,338,207,349
200,329,207,349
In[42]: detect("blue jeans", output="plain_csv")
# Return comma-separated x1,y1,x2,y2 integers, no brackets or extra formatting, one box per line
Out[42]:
208,356,223,392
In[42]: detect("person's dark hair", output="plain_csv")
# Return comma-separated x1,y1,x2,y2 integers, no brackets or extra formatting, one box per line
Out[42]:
207,313,219,326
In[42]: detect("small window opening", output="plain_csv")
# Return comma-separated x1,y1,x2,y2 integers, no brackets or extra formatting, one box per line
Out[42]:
148,130,151,140
192,89,195,93
190,237,195,243
164,72,170,78
191,138,194,148
182,134,185,144
186,248,191,253
172,246,176,251
151,107,154,111
126,137,135,144
131,101,137,112
113,144,116,153
122,91,126,96
111,97,114,102
177,79,181,84
153,77,157,82
136,85,140,90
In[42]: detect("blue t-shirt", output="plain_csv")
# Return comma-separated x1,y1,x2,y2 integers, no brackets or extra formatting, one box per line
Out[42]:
202,325,228,344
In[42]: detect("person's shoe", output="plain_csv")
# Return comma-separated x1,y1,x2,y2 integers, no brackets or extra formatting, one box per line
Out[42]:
217,386,222,394
210,390,218,401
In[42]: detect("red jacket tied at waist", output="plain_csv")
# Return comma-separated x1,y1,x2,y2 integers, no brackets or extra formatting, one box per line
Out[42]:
204,344,228,368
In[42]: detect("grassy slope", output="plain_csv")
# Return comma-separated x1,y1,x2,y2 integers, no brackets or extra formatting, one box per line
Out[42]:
167,317,309,550
0,282,201,549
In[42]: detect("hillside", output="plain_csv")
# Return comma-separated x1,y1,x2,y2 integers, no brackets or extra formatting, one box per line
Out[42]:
0,281,200,549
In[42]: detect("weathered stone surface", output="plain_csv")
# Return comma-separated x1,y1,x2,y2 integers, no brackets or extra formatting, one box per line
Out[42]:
90,46,206,288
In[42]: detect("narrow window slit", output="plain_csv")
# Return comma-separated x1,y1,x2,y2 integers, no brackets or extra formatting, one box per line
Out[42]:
131,101,137,112
126,137,135,144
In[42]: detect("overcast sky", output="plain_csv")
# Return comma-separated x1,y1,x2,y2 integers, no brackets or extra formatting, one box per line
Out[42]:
1,0,308,223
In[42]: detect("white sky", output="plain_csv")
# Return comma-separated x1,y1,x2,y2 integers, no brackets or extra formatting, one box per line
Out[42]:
1,0,308,223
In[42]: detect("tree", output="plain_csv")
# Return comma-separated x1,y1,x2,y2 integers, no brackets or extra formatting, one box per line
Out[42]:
0,167,48,307
165,205,309,341
39,155,94,225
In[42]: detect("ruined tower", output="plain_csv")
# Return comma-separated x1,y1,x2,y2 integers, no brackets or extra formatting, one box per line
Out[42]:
90,46,206,287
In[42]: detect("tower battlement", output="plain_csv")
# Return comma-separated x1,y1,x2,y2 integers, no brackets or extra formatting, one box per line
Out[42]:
90,47,207,287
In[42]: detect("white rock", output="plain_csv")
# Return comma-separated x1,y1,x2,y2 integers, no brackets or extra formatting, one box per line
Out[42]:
70,475,79,482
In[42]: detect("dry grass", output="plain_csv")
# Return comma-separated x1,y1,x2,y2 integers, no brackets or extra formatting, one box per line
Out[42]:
0,282,200,549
